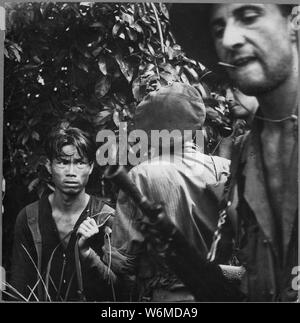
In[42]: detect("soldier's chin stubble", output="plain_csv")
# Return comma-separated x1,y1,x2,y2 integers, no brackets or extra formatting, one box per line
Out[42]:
233,73,290,97
233,58,293,96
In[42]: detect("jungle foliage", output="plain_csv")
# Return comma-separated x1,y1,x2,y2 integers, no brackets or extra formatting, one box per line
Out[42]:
4,2,233,199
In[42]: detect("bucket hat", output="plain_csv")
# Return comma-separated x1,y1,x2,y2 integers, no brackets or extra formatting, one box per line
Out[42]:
134,82,206,139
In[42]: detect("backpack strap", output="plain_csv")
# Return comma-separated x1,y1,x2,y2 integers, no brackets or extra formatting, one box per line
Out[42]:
207,132,250,263
26,201,44,301
225,132,250,206
224,132,250,237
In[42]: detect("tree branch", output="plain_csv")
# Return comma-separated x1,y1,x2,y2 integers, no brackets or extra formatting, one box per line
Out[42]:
150,3,165,55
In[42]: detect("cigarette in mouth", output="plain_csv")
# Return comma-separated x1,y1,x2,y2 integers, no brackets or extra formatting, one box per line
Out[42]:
218,62,237,68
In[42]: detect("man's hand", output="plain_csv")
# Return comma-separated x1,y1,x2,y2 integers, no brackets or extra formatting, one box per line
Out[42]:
77,217,99,259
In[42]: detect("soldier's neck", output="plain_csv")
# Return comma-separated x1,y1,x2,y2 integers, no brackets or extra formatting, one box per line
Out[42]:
50,190,89,215
258,53,298,121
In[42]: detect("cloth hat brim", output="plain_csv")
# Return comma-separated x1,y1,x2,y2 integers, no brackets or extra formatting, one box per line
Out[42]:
134,82,206,140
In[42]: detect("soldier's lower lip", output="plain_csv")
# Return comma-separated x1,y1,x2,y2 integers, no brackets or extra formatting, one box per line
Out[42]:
234,58,256,67
231,105,242,111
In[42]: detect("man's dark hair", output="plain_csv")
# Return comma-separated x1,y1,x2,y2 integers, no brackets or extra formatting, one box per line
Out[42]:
45,123,96,163
279,4,294,17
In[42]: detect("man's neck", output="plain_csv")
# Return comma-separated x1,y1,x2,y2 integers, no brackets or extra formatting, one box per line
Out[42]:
257,51,298,120
50,190,89,216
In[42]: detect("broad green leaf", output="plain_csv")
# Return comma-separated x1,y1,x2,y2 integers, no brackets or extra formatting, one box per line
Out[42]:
4,48,9,58
132,23,143,33
70,106,83,113
166,46,174,60
159,3,169,20
147,43,155,56
114,93,127,105
77,62,89,73
180,72,189,84
113,110,120,127
31,131,40,141
95,76,111,98
92,47,103,57
95,110,112,125
90,22,104,28
126,27,137,42
112,21,122,37
121,12,134,26
22,64,39,70
98,56,107,75
160,72,175,84
115,54,134,82
149,25,157,34
119,32,126,40
141,16,151,25
206,107,219,119
12,48,21,62
21,134,29,146
32,56,41,64
183,66,199,82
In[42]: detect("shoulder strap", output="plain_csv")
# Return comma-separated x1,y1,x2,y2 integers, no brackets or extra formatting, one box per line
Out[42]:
224,132,250,206
207,132,250,263
26,201,43,301
224,132,250,251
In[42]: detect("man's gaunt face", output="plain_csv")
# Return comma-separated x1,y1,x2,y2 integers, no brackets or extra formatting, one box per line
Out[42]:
210,4,295,95
226,87,258,119
48,145,93,196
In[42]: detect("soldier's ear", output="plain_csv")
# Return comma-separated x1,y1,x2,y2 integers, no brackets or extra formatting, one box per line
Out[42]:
88,162,94,175
45,159,52,175
288,8,299,43
289,24,298,43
